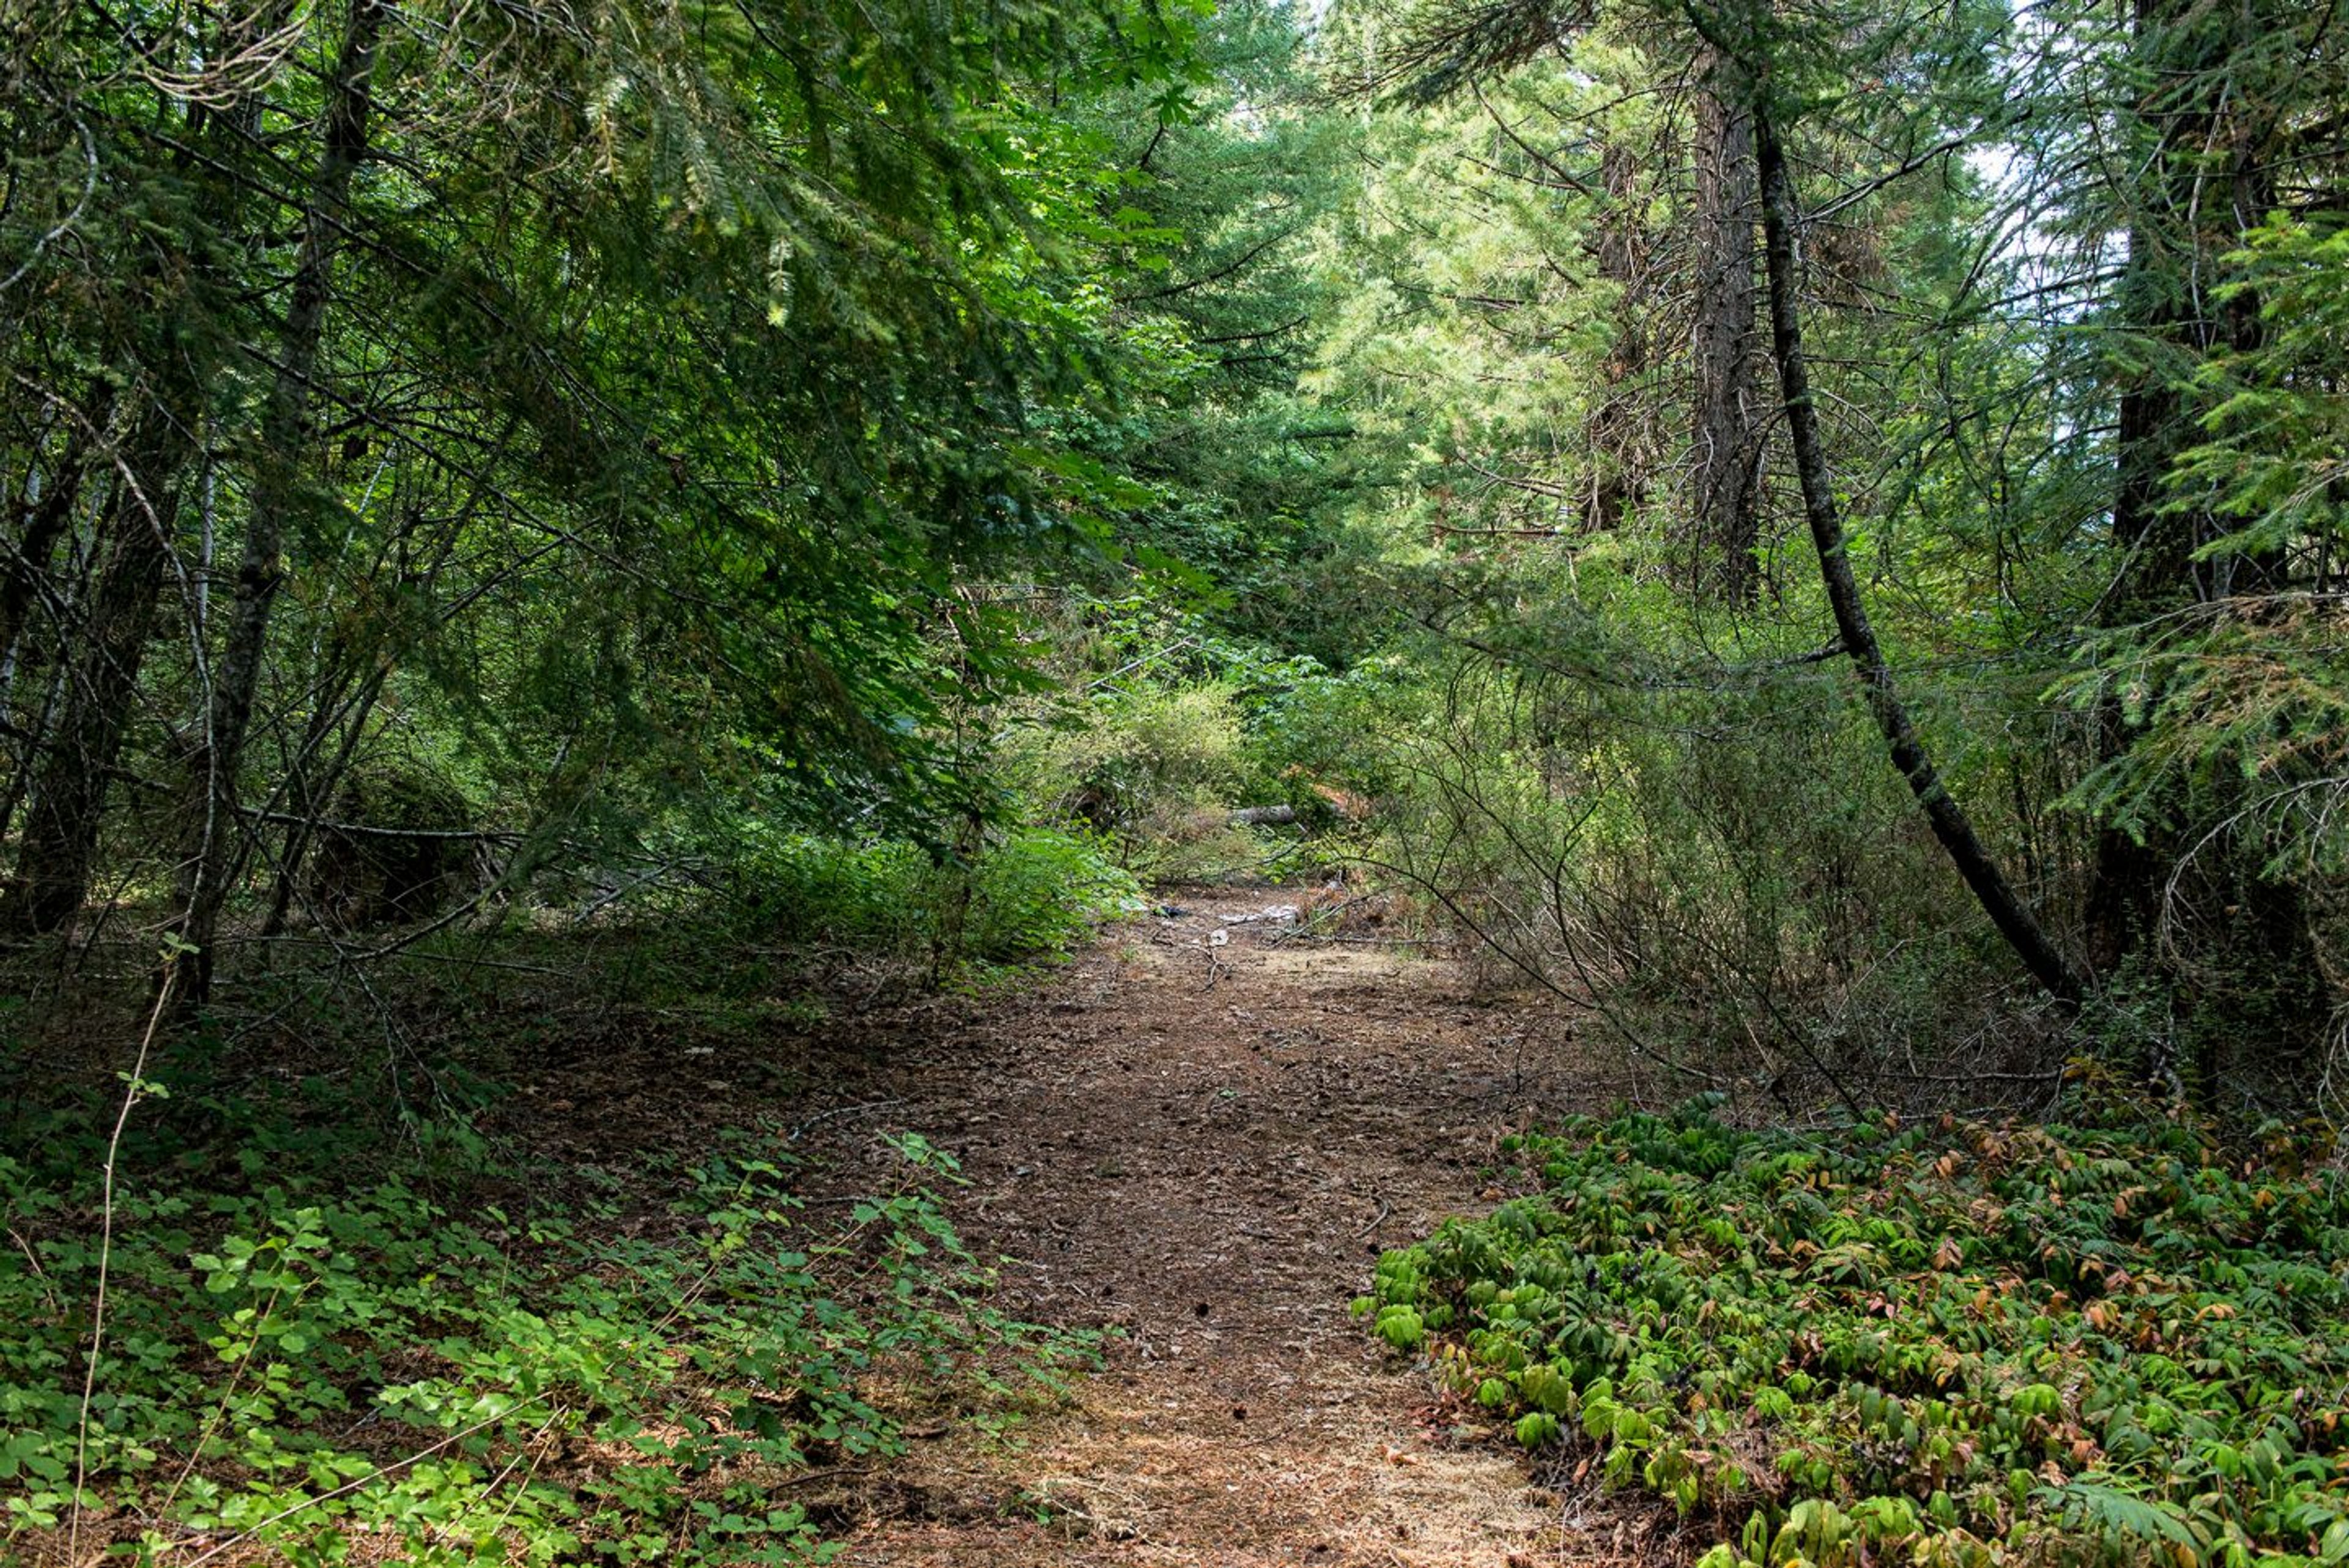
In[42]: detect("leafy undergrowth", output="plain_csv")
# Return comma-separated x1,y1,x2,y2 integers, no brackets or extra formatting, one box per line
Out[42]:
2,1129,1093,1565
0,833,1149,1567
1358,1097,2349,1567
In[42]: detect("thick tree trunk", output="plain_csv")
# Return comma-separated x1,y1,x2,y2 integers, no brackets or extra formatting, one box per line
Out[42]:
1751,96,2087,1006
0,429,94,849
2086,0,2211,976
1586,142,1650,533
1688,50,1764,604
2084,0,2285,979
173,0,385,998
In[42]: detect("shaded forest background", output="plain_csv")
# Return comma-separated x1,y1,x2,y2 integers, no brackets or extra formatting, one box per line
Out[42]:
4,0,2349,1557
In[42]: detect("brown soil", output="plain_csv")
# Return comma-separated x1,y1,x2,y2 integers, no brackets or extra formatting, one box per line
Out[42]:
796,890,1668,1567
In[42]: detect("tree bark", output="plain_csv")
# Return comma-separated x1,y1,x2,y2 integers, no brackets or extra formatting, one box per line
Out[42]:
0,437,178,935
0,423,96,849
173,0,385,998
1688,49,1764,604
1751,95,2087,1006
0,407,100,675
2084,0,2281,977
1585,141,1650,533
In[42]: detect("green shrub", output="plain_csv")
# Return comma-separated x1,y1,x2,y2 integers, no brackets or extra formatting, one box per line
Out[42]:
1004,677,1255,879
956,828,1145,963
1367,636,2073,1096
730,826,930,948
1360,1098,2349,1567
729,825,1139,968
1239,653,1410,804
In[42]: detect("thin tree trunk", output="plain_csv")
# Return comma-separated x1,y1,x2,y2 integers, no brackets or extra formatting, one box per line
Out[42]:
173,0,384,998
0,409,99,672
1750,95,2086,1006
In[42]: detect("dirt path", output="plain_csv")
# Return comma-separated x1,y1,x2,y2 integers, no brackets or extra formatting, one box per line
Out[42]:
809,891,1658,1567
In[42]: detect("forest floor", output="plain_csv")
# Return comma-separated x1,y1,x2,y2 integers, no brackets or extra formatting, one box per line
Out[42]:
1,888,1686,1567
763,890,1674,1567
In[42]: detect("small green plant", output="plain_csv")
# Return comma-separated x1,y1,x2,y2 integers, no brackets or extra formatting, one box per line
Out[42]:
1359,1097,2349,1567
2,1132,1095,1564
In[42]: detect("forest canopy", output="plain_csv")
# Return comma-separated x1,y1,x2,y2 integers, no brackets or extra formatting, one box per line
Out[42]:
6,0,2339,1080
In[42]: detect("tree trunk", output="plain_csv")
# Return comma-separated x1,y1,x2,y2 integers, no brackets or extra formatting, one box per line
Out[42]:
2084,0,2282,978
1751,94,2086,1006
0,427,94,849
1688,50,1764,604
173,0,385,998
1585,141,1650,533
0,442,178,935
0,406,100,675
2,1,293,943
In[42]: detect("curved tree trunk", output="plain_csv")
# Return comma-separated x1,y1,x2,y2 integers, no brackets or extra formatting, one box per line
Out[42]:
1750,95,2087,1006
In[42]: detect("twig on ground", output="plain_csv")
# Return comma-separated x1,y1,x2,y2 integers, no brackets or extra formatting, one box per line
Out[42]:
789,1098,905,1142
771,1465,874,1489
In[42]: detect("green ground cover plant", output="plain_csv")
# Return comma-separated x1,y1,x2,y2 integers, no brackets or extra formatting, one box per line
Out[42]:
1359,1097,2349,1567
2,1128,1093,1564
